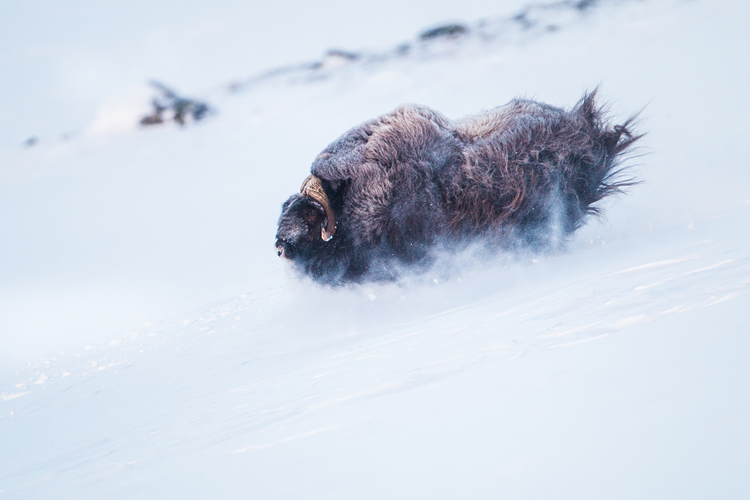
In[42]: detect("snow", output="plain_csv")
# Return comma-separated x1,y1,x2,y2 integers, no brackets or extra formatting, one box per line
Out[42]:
2,0,750,498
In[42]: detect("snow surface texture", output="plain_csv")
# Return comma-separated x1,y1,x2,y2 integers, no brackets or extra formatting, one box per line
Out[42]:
2,0,750,498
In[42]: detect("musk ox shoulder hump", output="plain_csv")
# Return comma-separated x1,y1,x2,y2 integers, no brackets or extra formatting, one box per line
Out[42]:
363,105,456,167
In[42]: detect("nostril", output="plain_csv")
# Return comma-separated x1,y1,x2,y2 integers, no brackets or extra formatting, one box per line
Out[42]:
275,239,288,259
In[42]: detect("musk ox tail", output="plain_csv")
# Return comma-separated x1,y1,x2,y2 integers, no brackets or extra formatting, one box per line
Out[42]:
572,90,643,219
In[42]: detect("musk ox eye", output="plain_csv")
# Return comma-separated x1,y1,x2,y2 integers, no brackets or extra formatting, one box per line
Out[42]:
301,207,322,224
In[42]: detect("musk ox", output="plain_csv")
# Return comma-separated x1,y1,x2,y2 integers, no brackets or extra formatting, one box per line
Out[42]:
276,91,640,284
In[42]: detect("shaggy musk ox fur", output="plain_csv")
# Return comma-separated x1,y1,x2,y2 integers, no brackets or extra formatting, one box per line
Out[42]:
276,91,640,284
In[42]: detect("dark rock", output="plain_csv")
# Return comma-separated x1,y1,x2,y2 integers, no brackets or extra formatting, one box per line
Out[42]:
419,24,469,41
140,81,213,127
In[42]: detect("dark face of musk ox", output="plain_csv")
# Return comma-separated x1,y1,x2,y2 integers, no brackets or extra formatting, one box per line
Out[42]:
276,194,363,284
275,195,328,261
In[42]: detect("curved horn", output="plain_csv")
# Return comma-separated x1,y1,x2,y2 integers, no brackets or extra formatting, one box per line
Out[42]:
300,174,336,241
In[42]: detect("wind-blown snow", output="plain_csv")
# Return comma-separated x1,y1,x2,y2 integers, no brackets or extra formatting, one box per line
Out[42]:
1,0,749,498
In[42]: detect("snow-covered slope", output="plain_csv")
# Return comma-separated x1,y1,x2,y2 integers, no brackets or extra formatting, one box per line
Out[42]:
1,0,749,498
